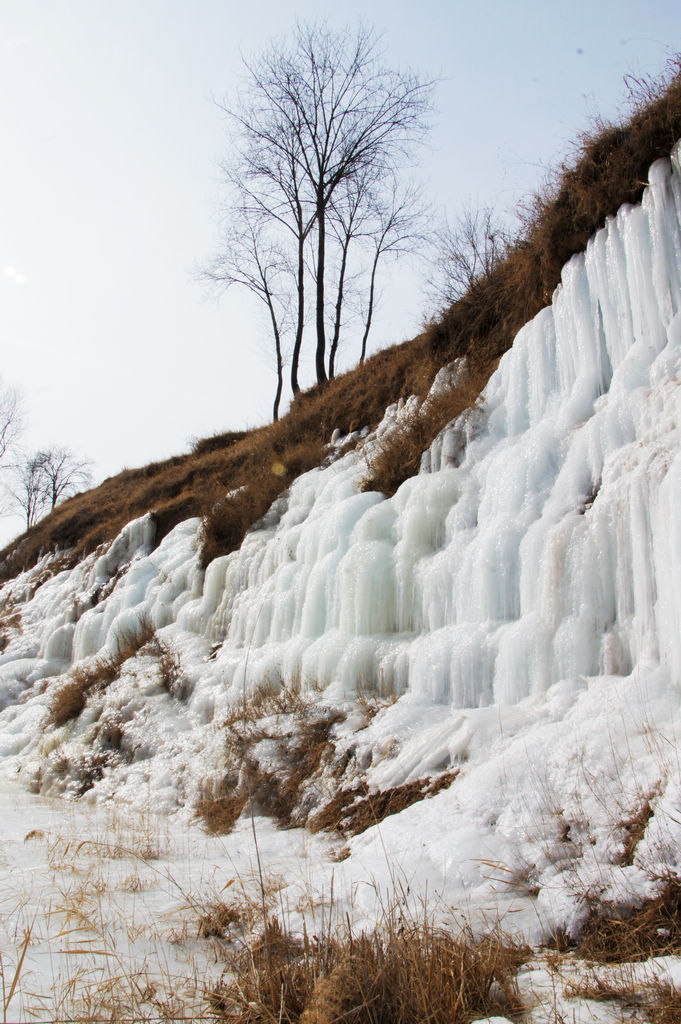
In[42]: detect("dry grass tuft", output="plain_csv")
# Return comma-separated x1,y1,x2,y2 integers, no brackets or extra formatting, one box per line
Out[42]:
310,770,459,836
49,662,117,728
144,634,193,701
249,710,346,827
618,793,657,866
647,983,681,1023
47,617,155,728
563,965,647,1011
362,368,488,495
564,968,681,1022
576,876,681,963
0,596,22,652
207,916,528,1024
197,900,242,939
197,687,346,834
195,792,248,835
221,680,313,728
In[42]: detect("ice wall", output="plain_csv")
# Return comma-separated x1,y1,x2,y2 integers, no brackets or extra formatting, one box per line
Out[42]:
191,145,681,707
4,146,681,719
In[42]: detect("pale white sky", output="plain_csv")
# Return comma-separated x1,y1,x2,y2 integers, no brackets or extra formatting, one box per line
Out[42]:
1,0,679,544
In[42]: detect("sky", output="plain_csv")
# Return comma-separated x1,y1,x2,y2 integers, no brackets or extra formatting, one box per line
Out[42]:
1,0,680,545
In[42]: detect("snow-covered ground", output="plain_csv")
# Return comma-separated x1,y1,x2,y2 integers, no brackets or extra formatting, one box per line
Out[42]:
3,777,681,1022
3,143,681,1019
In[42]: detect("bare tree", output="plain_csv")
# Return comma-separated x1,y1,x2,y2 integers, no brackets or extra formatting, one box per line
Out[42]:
8,454,46,529
0,382,22,464
215,22,434,400
36,446,93,510
430,205,510,309
218,122,314,397
9,447,92,530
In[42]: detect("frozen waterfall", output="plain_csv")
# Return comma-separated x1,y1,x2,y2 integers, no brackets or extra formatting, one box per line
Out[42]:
4,146,681,720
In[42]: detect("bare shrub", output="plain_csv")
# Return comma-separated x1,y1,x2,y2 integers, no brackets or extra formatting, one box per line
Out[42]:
45,749,112,796
430,204,510,308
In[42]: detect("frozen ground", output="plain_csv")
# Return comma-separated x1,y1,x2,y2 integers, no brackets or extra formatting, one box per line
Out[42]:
3,778,681,1022
2,145,681,1018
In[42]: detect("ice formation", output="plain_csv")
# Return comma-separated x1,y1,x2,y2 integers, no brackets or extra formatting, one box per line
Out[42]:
2,143,681,945
4,145,681,726
179,143,681,709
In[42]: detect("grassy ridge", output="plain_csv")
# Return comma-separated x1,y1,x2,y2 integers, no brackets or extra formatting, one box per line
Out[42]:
3,59,681,579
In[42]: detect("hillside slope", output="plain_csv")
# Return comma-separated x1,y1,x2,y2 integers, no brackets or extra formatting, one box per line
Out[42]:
4,59,681,582
2,136,681,977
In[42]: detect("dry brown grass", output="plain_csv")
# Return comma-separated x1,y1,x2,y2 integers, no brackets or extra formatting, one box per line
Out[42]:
563,966,648,1013
197,900,243,939
309,770,459,836
47,618,155,728
195,689,345,834
3,59,681,577
575,877,681,963
362,367,488,495
563,969,681,1022
195,791,248,835
197,686,458,838
0,594,23,652
250,711,345,827
647,983,681,1023
144,634,193,701
617,793,657,867
207,916,528,1024
198,433,327,566
426,57,681,367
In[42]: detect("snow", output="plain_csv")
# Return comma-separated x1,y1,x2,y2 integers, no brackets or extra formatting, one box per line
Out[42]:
2,144,681,1018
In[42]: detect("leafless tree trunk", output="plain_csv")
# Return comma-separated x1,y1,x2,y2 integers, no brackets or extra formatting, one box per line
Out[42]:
205,210,290,421
359,182,428,364
327,174,373,379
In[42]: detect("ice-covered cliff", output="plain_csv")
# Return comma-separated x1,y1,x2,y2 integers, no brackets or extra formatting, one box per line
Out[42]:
10,145,681,705
2,143,681,944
